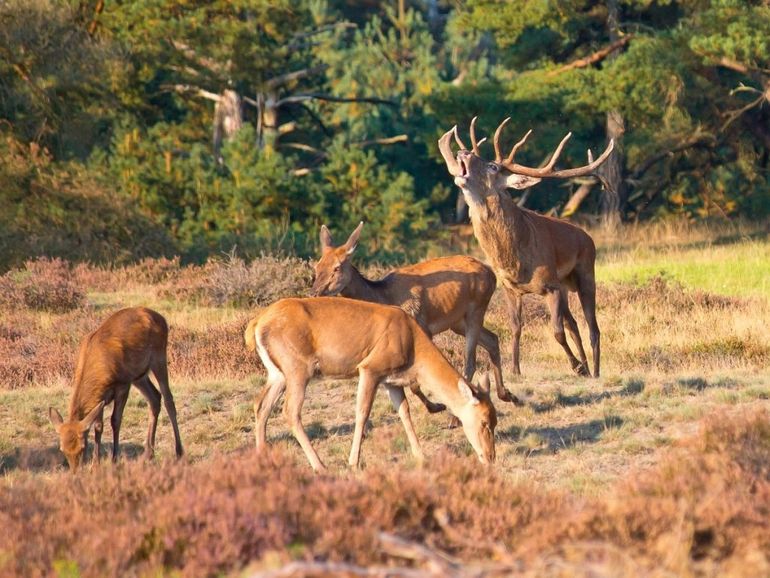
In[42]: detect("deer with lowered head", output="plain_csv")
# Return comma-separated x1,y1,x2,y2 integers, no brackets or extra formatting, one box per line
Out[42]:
244,297,497,471
311,222,515,406
48,307,183,470
438,118,614,377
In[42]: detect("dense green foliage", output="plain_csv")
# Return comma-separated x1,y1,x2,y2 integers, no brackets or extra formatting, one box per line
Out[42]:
1,0,769,268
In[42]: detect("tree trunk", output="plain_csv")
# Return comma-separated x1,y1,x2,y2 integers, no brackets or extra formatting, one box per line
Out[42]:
213,89,243,159
600,0,628,231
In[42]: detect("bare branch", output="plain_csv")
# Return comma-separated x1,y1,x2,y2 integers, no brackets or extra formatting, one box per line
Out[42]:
164,83,222,102
355,134,409,146
264,65,327,90
274,93,398,108
630,133,717,180
546,34,633,77
169,39,228,76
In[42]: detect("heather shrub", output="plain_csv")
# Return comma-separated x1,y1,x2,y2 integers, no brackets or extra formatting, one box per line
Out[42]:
0,258,86,313
72,256,183,291
0,409,767,577
159,254,312,307
0,308,101,389
169,318,261,380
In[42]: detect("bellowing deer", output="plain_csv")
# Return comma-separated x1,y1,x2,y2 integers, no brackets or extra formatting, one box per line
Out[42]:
438,118,614,377
311,222,515,404
244,297,496,471
48,307,183,470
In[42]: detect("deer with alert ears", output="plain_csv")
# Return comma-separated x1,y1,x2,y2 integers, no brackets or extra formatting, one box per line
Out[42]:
311,222,516,406
244,297,496,471
438,118,614,377
48,307,183,470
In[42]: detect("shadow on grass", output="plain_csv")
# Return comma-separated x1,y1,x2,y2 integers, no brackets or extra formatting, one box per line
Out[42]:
498,415,624,455
531,378,644,413
0,442,145,474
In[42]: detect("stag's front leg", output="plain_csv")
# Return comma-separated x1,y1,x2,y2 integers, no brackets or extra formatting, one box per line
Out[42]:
545,289,584,375
386,385,424,464
504,289,523,375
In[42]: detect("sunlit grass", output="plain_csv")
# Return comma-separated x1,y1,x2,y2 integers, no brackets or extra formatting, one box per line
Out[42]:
597,238,770,298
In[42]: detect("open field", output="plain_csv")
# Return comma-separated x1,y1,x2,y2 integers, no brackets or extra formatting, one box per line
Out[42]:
1,222,769,576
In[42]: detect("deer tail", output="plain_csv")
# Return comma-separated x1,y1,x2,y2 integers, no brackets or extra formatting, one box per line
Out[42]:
243,314,262,352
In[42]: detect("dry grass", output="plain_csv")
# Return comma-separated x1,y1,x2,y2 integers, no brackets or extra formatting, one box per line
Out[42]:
1,223,769,576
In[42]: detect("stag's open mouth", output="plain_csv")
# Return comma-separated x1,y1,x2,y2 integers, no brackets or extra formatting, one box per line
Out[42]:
458,157,469,177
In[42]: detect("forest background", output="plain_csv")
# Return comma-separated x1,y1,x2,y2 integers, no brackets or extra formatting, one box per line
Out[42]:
2,0,769,268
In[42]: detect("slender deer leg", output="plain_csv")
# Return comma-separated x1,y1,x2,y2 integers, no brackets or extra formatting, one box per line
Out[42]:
407,383,446,414
560,290,590,376
284,374,326,472
133,376,161,460
151,355,184,457
110,385,130,463
348,368,381,469
477,326,520,404
504,289,523,375
386,385,424,464
92,406,104,465
254,374,286,453
545,289,584,374
576,275,601,378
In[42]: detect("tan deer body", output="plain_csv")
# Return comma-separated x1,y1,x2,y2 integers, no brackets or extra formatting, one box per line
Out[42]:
311,223,514,404
48,307,183,470
244,297,496,472
439,119,614,377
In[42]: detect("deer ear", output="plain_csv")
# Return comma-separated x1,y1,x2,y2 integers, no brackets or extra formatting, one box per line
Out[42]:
49,407,64,432
458,379,479,406
505,173,542,190
320,225,334,250
79,401,104,432
345,221,364,255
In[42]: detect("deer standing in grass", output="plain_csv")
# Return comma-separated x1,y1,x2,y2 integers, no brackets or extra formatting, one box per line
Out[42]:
244,297,497,471
311,222,515,406
48,307,183,470
438,118,614,377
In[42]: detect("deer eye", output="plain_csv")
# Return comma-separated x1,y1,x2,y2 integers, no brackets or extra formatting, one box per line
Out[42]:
333,265,341,272
486,163,499,174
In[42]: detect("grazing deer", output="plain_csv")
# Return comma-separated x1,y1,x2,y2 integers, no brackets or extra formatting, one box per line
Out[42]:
48,307,183,470
244,297,496,471
311,222,515,405
438,118,614,377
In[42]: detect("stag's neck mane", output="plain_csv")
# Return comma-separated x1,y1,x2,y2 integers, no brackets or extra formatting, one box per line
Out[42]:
342,266,397,304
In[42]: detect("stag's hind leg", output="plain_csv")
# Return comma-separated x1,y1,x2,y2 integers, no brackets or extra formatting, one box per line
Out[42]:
254,371,286,454
560,290,590,377
545,288,585,375
575,274,601,378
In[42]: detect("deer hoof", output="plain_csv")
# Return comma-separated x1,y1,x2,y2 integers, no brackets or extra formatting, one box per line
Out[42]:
426,402,447,414
573,362,591,377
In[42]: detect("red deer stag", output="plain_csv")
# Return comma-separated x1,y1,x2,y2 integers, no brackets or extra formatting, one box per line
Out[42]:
48,307,183,470
438,118,614,377
244,297,496,471
311,222,515,405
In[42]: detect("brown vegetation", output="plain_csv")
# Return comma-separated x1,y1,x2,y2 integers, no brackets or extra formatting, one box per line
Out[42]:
0,408,767,577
